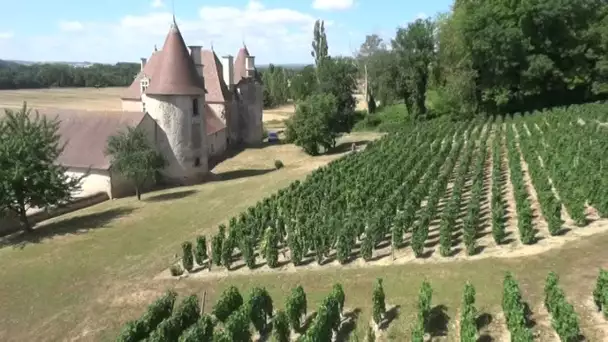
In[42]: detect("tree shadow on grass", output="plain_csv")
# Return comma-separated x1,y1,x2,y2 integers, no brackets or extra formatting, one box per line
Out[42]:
428,305,450,337
379,304,401,330
144,189,197,202
208,168,275,182
0,206,136,249
336,308,361,342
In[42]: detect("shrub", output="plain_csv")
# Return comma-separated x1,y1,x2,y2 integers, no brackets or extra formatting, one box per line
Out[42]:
274,159,284,169
239,235,255,269
225,306,251,342
213,286,244,322
194,235,207,266
211,234,223,267
417,280,433,331
178,314,214,342
221,235,234,270
116,290,177,341
286,285,307,331
273,310,290,342
212,329,231,342
264,227,279,268
360,231,373,261
248,287,273,333
148,294,200,342
593,268,608,316
460,282,477,342
170,264,184,277
182,241,194,272
544,271,581,341
331,283,345,314
372,278,386,325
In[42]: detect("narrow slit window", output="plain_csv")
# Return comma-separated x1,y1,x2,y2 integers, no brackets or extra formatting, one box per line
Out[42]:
192,98,199,116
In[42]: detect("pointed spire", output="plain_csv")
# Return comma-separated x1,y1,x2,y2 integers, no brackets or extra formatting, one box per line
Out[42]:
171,0,176,24
145,23,206,96
211,41,214,51
154,44,158,52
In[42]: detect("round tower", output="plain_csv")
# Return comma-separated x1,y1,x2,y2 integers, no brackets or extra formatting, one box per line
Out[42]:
142,20,208,185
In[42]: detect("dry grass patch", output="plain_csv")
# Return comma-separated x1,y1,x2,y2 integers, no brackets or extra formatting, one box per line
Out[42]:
0,87,125,111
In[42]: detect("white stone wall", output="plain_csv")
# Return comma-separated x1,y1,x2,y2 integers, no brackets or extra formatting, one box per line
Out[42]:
143,94,208,184
65,167,112,198
236,81,264,145
207,129,227,157
207,103,226,124
208,101,240,145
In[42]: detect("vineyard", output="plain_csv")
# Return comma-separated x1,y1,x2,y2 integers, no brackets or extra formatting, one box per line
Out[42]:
118,269,608,341
166,102,608,277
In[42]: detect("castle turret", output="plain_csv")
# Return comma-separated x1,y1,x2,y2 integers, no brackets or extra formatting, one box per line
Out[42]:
143,20,208,184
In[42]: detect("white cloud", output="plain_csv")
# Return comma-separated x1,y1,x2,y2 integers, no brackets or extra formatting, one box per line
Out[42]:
312,0,354,11
151,0,164,8
415,12,429,20
58,21,84,32
0,31,13,39
0,1,321,64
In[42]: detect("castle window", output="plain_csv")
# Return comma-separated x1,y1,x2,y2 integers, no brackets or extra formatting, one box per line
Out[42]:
140,76,149,93
192,98,199,116
194,157,201,167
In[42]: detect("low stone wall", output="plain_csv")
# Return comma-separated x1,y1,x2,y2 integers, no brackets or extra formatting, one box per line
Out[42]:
0,192,109,236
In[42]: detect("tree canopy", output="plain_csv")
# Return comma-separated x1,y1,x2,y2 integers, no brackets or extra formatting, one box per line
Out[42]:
105,127,165,200
0,102,82,231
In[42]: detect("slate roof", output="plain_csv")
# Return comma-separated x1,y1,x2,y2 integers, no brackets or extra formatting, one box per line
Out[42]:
1,107,146,170
233,46,250,85
201,49,232,103
145,22,206,96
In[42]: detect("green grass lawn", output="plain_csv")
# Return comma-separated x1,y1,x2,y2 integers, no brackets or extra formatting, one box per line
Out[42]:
0,130,607,341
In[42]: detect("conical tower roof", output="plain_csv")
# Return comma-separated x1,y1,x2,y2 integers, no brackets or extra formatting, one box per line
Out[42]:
146,21,206,96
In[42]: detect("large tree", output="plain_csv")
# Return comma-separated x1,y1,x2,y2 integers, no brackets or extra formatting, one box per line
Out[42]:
261,64,289,109
392,18,436,119
311,20,329,67
105,127,165,200
0,102,82,232
289,65,317,103
285,93,339,155
449,0,608,113
317,57,358,135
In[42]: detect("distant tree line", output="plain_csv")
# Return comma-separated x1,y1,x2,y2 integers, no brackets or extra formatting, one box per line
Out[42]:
259,65,291,109
0,62,140,89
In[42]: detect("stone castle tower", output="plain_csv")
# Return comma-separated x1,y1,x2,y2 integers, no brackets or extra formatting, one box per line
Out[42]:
120,19,264,186
139,20,208,184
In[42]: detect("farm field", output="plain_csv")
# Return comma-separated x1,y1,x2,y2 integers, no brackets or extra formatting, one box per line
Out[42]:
1,103,608,341
0,87,302,123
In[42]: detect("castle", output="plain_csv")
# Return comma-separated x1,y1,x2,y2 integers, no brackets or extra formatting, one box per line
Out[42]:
119,19,264,185
1,19,263,201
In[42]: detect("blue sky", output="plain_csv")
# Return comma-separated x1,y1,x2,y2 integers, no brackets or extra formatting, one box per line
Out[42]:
0,0,453,64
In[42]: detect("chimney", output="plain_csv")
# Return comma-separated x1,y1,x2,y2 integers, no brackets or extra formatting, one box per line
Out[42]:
245,55,255,78
189,45,203,77
140,57,147,71
222,55,234,89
